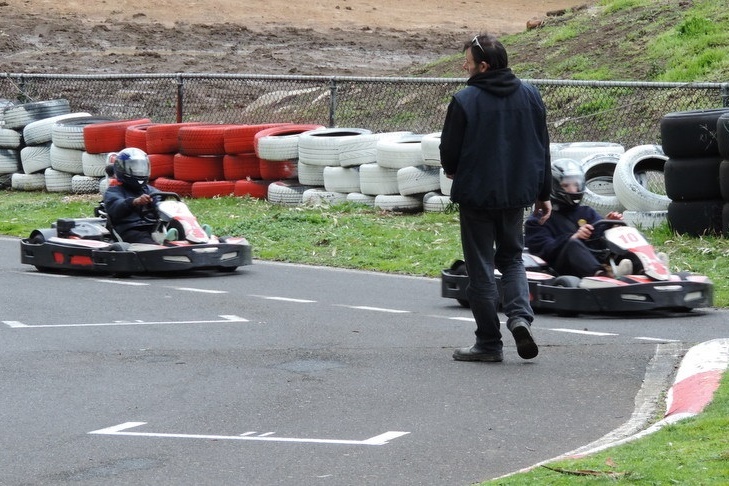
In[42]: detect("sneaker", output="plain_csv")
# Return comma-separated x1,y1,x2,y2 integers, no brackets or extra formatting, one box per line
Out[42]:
507,319,539,360
165,227,178,241
657,252,669,267
616,258,634,277
452,346,503,362
202,223,213,237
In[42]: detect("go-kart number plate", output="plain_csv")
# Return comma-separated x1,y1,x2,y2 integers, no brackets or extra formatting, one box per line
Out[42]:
605,226,649,250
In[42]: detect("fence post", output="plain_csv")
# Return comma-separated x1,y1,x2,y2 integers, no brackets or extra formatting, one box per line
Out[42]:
17,75,27,103
722,83,729,107
176,74,184,123
328,78,337,127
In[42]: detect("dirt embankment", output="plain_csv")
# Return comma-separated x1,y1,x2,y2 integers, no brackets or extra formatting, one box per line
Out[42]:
1,0,590,76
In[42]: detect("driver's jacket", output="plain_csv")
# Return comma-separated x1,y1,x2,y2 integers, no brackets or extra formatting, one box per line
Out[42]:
524,204,603,264
103,183,161,235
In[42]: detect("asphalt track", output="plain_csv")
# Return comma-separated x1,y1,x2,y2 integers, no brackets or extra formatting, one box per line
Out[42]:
1,235,728,485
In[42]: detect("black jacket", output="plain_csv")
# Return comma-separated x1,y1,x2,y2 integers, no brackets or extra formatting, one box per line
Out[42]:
103,183,160,234
524,204,603,262
440,68,551,209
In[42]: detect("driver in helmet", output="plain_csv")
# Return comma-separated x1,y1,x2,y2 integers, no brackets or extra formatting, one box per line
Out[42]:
103,148,162,244
524,158,629,278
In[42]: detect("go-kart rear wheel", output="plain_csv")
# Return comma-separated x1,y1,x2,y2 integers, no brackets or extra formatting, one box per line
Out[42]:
551,276,581,317
450,260,471,308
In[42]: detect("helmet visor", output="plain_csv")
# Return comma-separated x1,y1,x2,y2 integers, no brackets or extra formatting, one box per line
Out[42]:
125,157,150,177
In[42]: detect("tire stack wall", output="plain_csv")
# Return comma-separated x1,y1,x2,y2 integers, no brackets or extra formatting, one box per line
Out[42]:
719,113,729,235
660,108,729,236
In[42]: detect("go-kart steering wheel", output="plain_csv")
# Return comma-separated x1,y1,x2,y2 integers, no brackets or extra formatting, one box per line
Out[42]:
586,219,627,242
138,192,182,224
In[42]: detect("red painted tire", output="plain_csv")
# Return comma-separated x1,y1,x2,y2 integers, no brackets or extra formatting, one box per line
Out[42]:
173,154,225,182
234,179,271,199
224,123,290,154
191,180,236,198
153,177,193,197
178,124,232,156
125,123,157,152
223,153,261,180
145,122,202,154
83,118,152,154
149,153,175,179
259,158,298,180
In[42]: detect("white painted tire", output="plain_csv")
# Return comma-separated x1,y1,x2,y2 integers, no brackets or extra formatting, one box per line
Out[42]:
71,175,101,194
376,134,424,169
420,132,441,167
622,210,668,230
337,131,410,168
267,181,315,206
580,153,624,214
50,144,84,174
2,99,70,129
21,145,52,174
323,166,361,193
346,192,376,207
297,161,325,186
374,194,423,213
301,188,348,206
359,163,399,196
423,191,452,212
0,149,19,174
397,165,440,196
22,112,91,145
297,128,372,167
82,152,110,177
613,145,670,211
45,168,74,192
11,172,46,191
552,142,625,164
440,168,452,196
0,128,22,149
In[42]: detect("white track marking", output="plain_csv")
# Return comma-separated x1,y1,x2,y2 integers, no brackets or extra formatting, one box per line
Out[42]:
89,422,409,446
549,328,618,336
3,315,247,329
250,295,317,303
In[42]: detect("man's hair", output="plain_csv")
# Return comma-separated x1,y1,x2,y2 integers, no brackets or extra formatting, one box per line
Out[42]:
464,34,509,69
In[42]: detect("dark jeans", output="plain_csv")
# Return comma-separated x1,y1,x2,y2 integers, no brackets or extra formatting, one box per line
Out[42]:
553,238,602,278
459,205,533,352
119,227,156,244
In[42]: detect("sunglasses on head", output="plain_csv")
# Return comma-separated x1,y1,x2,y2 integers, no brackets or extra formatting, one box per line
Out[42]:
472,35,486,55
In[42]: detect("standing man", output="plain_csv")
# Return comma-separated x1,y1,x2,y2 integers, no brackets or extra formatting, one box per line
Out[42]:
440,33,552,362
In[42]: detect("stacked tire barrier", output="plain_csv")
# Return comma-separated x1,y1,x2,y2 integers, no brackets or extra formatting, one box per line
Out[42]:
660,108,729,236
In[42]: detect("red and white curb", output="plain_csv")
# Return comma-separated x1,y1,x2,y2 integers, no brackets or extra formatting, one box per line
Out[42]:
496,338,729,479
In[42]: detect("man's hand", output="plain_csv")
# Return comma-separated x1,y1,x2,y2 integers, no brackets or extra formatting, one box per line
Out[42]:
573,223,593,240
133,194,152,207
606,211,623,220
533,200,552,225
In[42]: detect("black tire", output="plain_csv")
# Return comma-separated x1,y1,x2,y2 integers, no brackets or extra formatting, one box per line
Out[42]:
720,160,729,202
449,260,471,308
668,200,724,236
660,108,729,158
664,156,722,201
718,112,729,160
551,275,581,288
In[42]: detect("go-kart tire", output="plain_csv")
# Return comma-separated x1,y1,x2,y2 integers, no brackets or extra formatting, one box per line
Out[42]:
660,108,729,158
109,242,132,251
613,145,670,211
551,276,581,317
449,260,470,308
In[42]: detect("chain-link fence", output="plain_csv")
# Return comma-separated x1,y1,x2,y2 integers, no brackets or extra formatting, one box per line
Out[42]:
2,73,727,148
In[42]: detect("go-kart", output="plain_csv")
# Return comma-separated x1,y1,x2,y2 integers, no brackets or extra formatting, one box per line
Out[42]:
441,220,713,315
20,191,252,275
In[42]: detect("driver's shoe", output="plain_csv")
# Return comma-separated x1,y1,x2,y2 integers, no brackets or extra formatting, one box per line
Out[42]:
616,259,633,277
202,224,213,237
165,228,179,241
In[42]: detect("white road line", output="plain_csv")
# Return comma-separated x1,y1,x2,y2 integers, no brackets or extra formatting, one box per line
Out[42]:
3,315,247,329
250,295,317,303
173,287,228,294
448,316,476,322
337,305,410,314
549,328,619,337
94,279,150,286
89,422,410,446
635,336,681,343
